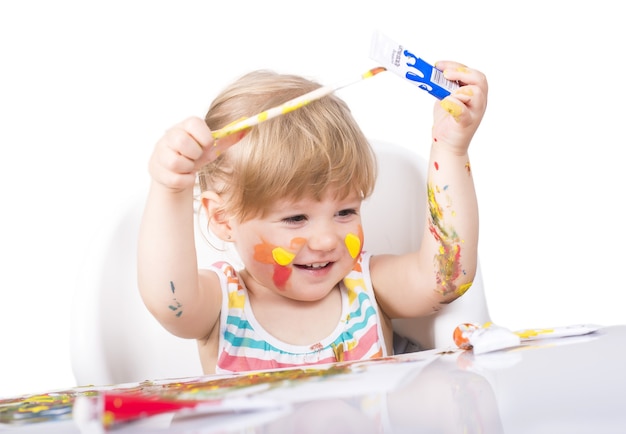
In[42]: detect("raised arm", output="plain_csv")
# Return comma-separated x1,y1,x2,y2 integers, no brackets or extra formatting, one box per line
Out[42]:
371,61,488,318
137,117,239,339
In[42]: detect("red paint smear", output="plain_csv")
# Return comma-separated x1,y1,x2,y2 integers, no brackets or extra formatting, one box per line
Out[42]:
273,265,291,288
428,222,442,242
255,237,305,289
434,161,439,170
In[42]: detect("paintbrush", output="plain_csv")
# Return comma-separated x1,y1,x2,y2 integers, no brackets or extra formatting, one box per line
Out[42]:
211,67,387,140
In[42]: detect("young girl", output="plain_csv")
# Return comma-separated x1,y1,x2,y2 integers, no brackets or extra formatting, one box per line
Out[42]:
138,63,487,374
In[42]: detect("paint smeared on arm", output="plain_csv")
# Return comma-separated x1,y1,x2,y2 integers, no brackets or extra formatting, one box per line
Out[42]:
427,182,472,299
168,281,183,317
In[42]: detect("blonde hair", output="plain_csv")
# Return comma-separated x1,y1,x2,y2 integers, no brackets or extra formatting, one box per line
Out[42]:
199,70,377,222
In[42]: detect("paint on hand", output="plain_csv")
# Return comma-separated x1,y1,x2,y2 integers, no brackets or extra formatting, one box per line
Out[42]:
440,99,462,121
456,87,474,97
344,233,361,259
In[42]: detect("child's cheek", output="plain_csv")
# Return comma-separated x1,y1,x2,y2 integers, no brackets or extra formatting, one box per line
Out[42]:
253,237,306,289
272,265,292,288
344,233,361,259
344,225,364,259
272,247,295,266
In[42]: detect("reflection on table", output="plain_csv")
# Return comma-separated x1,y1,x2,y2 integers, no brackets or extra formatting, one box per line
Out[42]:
2,325,625,433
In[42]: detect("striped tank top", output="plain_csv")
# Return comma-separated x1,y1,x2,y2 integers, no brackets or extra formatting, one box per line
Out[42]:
210,252,387,373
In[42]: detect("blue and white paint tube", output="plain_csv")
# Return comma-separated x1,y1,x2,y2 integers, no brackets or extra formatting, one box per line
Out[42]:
369,31,459,100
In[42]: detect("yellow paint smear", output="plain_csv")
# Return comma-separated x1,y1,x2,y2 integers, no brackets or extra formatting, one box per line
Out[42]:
440,99,462,121
456,281,473,297
515,328,555,339
456,87,474,96
272,247,295,266
344,233,361,259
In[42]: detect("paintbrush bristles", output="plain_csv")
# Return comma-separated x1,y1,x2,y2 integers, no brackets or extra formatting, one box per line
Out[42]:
211,67,386,140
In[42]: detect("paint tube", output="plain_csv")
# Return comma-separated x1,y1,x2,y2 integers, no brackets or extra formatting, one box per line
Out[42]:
369,31,459,100
454,322,602,355
513,324,602,341
454,323,521,355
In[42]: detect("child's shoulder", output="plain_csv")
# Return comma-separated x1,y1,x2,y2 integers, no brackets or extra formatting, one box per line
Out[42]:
205,261,246,293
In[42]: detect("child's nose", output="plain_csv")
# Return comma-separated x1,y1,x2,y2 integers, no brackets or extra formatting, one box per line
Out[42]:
307,224,339,252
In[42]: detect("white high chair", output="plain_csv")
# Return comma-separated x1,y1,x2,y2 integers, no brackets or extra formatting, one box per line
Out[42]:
70,140,490,387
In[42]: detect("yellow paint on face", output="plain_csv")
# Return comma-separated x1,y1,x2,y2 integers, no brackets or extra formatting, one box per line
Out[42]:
272,247,296,266
344,232,361,259
440,99,462,121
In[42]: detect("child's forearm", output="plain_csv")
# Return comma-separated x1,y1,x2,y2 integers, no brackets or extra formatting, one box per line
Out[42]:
137,182,202,333
422,144,479,302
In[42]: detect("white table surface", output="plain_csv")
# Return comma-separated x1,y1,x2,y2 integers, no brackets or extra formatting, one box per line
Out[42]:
3,324,625,433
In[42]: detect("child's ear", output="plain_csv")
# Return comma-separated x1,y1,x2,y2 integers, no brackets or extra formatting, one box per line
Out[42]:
201,191,233,242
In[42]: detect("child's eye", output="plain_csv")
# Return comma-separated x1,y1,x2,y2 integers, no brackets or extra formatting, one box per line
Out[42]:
282,214,307,224
337,208,358,218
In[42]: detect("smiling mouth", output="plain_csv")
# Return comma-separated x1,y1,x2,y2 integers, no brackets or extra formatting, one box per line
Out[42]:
295,262,331,270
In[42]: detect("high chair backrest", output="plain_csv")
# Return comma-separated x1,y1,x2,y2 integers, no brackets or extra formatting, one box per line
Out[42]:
71,140,490,387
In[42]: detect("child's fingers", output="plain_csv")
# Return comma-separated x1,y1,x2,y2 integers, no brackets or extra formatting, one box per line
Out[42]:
178,117,214,149
211,129,249,155
451,84,487,109
436,61,488,90
162,117,250,174
172,117,248,168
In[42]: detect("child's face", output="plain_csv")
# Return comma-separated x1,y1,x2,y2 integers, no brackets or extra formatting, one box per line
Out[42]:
230,189,364,301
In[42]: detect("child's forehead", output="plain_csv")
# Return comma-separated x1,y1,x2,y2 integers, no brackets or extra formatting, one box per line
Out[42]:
265,189,363,212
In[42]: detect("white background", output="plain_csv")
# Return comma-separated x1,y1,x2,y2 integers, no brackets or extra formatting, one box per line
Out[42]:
1,0,624,398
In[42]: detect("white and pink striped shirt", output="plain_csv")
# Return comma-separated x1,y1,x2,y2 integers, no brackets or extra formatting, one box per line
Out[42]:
210,252,388,373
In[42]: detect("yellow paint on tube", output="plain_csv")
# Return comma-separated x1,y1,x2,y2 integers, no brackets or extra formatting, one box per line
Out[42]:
515,328,555,339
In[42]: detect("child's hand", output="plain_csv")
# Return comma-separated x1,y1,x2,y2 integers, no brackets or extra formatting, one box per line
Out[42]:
148,116,244,192
431,61,488,155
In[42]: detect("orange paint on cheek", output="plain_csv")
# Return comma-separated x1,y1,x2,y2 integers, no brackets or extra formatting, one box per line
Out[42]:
253,242,275,264
254,237,306,289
